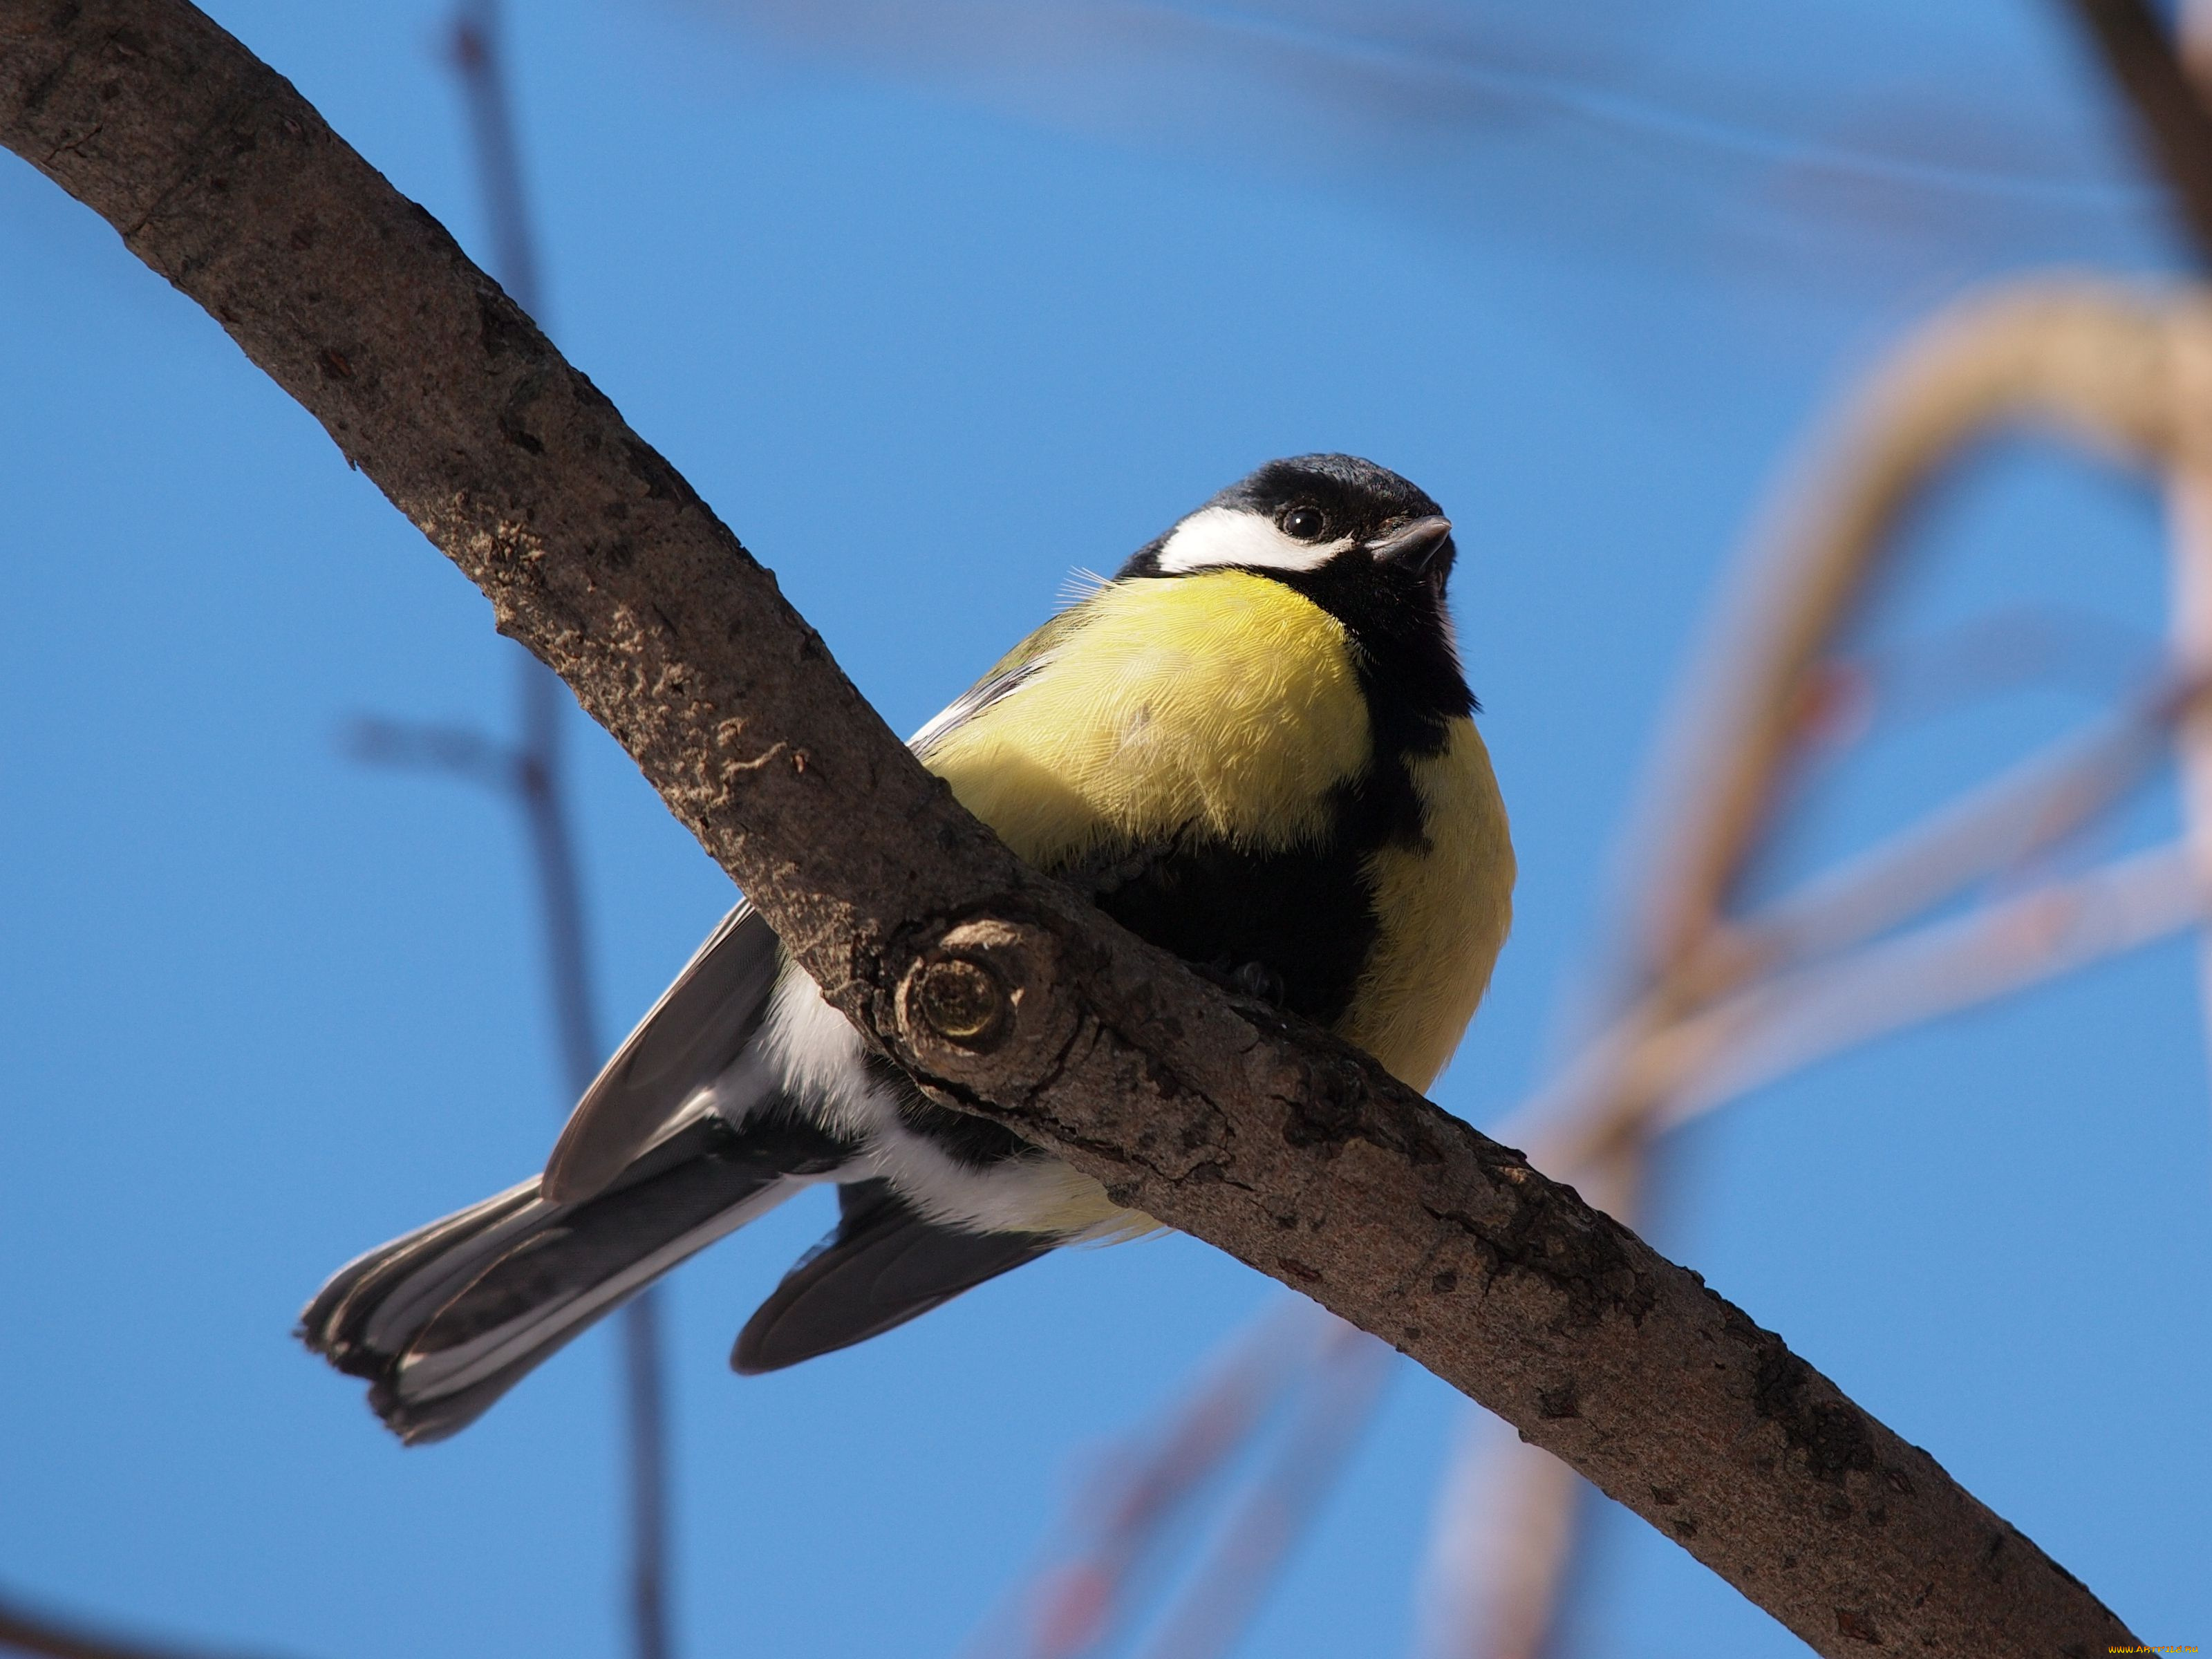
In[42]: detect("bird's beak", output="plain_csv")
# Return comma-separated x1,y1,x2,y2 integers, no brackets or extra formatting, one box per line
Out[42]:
1368,515,1454,574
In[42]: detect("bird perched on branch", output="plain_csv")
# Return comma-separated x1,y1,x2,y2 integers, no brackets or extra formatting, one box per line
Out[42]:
299,453,1514,1441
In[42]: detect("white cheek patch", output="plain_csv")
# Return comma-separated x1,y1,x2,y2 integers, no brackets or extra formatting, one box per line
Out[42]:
1152,505,1351,574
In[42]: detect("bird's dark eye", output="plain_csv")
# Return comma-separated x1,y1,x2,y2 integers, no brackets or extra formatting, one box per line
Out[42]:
1282,506,1328,541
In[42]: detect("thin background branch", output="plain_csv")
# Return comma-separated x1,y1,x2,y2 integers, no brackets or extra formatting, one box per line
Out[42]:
965,1307,1392,1659
349,6,677,1655
1423,21,2212,1618
2070,0,2212,259
1407,11,2212,1635
1130,1325,1392,1659
964,1304,1322,1659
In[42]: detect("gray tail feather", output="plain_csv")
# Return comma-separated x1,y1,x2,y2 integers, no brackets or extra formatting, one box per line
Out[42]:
299,1112,850,1443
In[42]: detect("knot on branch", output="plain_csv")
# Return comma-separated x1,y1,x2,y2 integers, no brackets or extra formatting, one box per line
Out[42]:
915,955,1008,1047
895,917,1074,1093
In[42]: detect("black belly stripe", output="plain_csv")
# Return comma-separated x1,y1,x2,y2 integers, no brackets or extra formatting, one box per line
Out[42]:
1074,830,1373,1027
1055,751,1432,1033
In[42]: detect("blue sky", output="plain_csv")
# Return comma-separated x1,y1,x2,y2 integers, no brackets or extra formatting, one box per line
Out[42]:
2,3,2206,1655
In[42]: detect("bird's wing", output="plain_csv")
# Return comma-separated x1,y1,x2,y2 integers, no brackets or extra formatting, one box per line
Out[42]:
541,902,782,1203
730,1179,1055,1374
906,605,1088,758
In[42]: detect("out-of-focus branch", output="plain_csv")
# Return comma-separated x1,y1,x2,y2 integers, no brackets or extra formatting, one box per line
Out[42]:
0,6,2139,1651
1533,285,2206,1161
0,1593,288,1659
1443,279,2209,1658
1566,283,2195,1152
438,6,675,1653
1424,1431,1575,1659
1642,845,2200,1139
341,713,518,788
2168,368,2212,1152
1510,815,2207,1174
967,1306,1324,1659
2065,0,2212,262
1132,1323,1392,1659
1647,281,2179,976
1723,688,2173,982
1435,22,2212,1625
2158,5,2212,1168
449,0,540,324
1836,608,2155,722
346,682,676,1659
972,1307,1391,1659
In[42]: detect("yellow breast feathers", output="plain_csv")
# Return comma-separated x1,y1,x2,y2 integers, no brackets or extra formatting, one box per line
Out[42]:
921,571,1372,868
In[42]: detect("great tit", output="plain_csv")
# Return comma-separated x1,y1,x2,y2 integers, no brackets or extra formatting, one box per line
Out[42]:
300,453,1514,1442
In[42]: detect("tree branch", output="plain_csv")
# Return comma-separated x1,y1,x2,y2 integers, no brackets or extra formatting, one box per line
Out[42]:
0,3,2138,1652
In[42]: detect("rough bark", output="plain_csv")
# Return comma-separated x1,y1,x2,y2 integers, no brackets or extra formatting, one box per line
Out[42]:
0,3,2139,1653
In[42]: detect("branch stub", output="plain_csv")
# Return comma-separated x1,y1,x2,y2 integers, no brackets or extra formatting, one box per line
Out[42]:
896,917,1065,1073
916,955,1007,1048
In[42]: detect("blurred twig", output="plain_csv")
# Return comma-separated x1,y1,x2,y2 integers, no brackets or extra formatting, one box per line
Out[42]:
1131,1324,1393,1659
963,1304,1389,1659
1436,276,2212,1658
2169,462,2212,1142
346,7,677,1657
2066,0,2212,259
447,1,677,1650
0,1593,288,1659
346,653,676,1659
450,0,541,324
1646,842,2198,1132
966,1305,1318,1659
1833,608,2155,721
1424,9,2212,1620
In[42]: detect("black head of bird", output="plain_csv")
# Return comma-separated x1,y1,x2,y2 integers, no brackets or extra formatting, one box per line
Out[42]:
1129,452,1459,588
